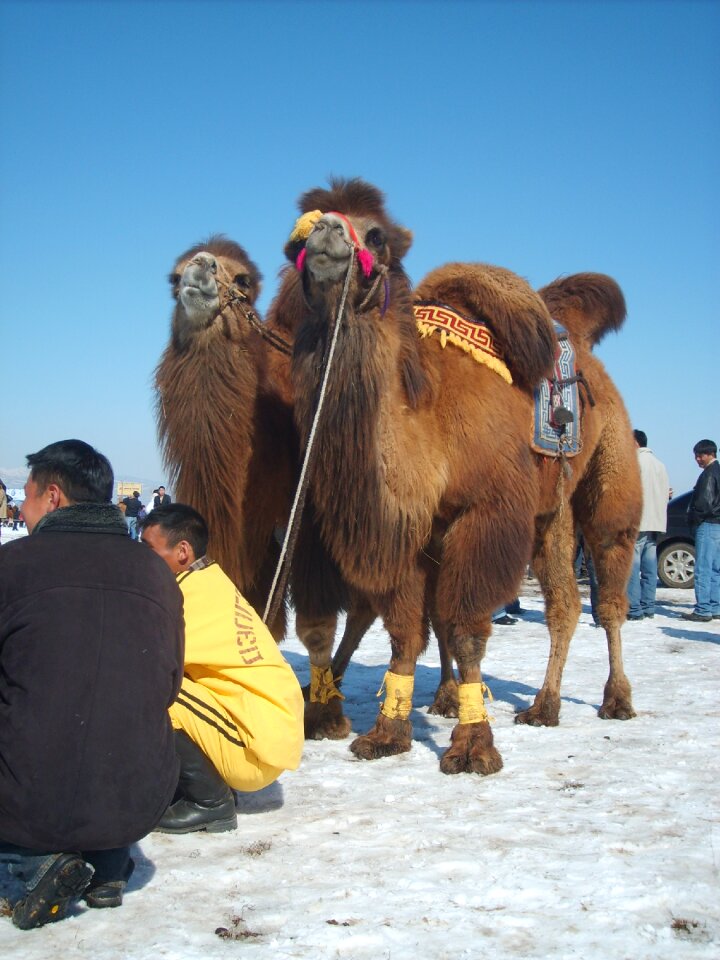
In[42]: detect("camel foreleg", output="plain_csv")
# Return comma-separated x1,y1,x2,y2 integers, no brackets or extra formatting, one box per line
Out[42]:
296,612,352,740
440,630,502,775
349,579,428,760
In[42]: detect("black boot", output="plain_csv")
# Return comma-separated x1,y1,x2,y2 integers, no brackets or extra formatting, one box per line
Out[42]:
155,730,237,834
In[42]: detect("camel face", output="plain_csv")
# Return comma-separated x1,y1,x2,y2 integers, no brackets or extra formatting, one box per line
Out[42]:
177,251,222,326
169,238,261,350
305,212,391,284
305,214,355,282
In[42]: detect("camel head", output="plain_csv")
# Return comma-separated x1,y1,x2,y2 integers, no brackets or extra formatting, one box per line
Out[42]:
169,235,262,351
285,178,413,309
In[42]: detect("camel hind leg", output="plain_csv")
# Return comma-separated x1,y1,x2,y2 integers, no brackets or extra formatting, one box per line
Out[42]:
574,416,640,720
516,499,580,727
583,527,636,719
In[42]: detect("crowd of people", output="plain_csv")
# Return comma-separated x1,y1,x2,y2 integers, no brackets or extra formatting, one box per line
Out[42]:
0,431,717,931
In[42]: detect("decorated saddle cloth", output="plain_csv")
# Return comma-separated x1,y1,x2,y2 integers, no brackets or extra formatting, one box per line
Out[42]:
531,322,582,457
414,301,512,384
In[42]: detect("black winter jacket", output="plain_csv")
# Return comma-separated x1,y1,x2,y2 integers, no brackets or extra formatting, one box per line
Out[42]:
122,495,144,518
0,503,184,851
688,460,720,528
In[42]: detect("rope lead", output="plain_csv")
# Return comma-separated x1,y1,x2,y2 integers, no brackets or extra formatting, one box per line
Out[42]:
262,255,355,626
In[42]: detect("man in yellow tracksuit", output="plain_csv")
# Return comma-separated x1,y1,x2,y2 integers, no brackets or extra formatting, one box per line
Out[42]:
142,504,303,833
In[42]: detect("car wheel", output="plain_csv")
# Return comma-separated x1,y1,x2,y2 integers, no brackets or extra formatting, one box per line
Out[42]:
657,542,695,589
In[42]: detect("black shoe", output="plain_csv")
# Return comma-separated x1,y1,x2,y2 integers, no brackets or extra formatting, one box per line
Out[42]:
83,858,134,909
713,615,720,620
83,880,126,909
12,854,94,930
493,615,518,626
626,615,644,621
155,796,237,834
682,612,712,622
644,613,655,619
154,730,237,834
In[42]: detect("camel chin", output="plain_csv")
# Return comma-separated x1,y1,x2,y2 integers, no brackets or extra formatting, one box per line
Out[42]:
305,252,352,283
179,286,219,325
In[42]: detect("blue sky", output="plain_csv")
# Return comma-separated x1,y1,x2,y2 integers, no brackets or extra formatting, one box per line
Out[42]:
1,0,717,496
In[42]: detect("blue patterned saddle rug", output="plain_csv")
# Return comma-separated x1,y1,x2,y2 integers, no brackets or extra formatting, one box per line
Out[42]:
532,322,583,457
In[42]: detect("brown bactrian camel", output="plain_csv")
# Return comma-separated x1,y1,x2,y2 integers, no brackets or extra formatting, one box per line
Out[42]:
155,236,300,639
272,178,641,775
155,236,377,684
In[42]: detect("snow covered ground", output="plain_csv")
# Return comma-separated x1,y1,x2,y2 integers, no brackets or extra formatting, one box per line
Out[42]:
1,527,718,958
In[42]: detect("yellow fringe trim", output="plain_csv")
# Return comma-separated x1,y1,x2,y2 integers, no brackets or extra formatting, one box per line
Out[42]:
458,682,494,725
416,319,512,385
309,664,345,704
289,209,323,243
377,671,414,720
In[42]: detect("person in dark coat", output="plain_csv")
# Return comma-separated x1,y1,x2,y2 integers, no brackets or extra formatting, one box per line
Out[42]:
121,489,144,540
683,438,720,621
0,439,184,930
154,485,171,509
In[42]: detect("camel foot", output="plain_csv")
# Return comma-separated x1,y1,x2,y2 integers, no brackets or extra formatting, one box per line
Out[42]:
349,714,412,760
514,693,560,727
598,696,636,721
304,698,352,740
427,678,459,718
599,679,635,720
439,721,503,776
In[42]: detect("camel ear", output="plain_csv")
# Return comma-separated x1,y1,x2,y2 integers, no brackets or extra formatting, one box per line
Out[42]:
284,237,305,263
392,226,413,260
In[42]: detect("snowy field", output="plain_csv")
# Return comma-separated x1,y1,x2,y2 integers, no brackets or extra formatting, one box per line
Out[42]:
1,525,718,958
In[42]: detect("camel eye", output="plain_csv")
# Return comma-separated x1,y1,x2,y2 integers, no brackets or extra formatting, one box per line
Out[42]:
365,228,385,249
234,274,251,290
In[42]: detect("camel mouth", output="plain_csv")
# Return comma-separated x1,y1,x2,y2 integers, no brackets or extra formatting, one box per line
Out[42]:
305,249,353,281
181,282,217,300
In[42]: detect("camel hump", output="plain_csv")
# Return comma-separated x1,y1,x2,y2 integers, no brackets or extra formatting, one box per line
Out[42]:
538,273,627,348
414,262,557,391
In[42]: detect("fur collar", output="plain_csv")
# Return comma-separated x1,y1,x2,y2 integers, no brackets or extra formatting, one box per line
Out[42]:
33,503,129,536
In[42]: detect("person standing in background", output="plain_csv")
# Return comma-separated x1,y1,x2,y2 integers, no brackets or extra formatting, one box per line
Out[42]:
121,490,144,540
154,486,171,510
626,430,670,621
683,439,720,622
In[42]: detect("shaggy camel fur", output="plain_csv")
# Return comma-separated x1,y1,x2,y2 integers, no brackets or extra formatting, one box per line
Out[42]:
155,237,377,692
274,178,641,774
155,237,297,638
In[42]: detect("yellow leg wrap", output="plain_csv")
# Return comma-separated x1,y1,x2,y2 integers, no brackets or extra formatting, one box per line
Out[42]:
458,682,494,725
310,664,345,704
377,671,414,720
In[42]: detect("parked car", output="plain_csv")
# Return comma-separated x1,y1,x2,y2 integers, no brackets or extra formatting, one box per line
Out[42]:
656,491,695,589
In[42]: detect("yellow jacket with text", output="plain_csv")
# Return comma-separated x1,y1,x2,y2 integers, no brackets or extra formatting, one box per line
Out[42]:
169,560,304,791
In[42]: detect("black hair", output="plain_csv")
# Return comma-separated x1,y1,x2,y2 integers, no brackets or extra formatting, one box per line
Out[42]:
141,503,209,557
633,429,647,448
693,439,717,457
26,439,114,503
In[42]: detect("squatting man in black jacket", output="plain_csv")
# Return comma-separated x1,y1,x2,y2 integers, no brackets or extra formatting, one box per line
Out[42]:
0,440,184,930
